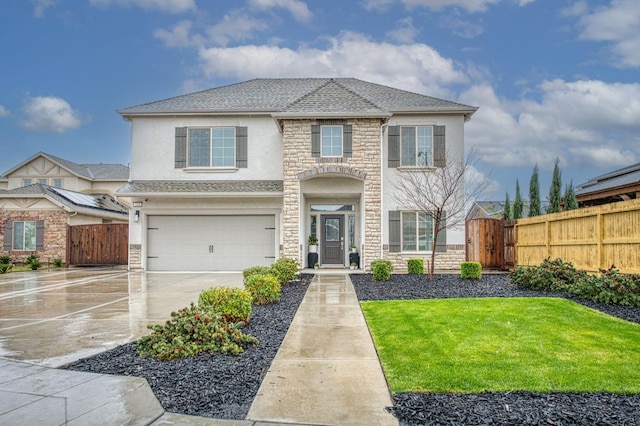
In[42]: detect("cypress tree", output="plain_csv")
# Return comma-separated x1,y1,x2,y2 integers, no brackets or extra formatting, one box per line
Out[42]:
548,158,562,213
513,180,524,219
564,181,578,210
529,164,541,217
503,192,512,220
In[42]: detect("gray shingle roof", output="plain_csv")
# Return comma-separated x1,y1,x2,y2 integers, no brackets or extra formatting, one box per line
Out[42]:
575,163,640,195
2,152,129,181
117,78,477,117
0,184,128,217
116,180,284,196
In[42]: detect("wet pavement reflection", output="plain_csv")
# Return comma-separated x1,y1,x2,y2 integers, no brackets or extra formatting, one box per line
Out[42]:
0,269,243,367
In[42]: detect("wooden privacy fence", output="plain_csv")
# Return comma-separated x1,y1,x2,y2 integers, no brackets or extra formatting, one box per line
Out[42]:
67,223,129,266
514,199,640,274
466,218,504,269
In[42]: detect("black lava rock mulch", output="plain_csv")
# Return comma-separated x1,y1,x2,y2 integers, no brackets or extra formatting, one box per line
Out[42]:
61,275,311,420
351,273,640,425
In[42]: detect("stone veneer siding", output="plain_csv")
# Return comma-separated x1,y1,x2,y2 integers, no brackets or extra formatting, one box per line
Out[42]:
385,246,466,273
129,244,142,270
281,118,383,269
0,210,68,265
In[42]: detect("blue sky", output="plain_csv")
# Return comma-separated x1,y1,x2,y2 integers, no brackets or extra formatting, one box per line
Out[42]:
1,0,639,201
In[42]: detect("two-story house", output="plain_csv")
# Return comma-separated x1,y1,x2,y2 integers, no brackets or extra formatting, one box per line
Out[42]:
117,78,477,272
0,152,129,264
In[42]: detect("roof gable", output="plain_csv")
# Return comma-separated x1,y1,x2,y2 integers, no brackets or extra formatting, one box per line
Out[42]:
1,152,129,181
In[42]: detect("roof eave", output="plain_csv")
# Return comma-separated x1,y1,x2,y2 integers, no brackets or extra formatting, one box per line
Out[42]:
117,109,277,119
117,191,283,198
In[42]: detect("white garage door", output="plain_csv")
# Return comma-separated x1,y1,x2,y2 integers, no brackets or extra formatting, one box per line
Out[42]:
147,215,276,271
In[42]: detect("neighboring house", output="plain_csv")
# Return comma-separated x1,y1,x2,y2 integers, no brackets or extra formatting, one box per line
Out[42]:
0,184,129,264
116,78,477,272
575,162,640,207
0,153,130,264
0,151,130,196
466,201,533,221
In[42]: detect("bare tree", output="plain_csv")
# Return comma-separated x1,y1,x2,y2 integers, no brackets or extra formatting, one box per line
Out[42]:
392,147,490,279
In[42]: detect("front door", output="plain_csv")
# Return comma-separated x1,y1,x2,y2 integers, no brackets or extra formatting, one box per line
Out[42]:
321,215,344,265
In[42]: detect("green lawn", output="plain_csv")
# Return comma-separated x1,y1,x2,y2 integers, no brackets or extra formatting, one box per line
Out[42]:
361,297,640,394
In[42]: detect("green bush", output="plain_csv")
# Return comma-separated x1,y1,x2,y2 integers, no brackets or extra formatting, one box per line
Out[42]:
407,258,424,275
244,273,281,305
460,262,482,279
52,258,63,268
0,264,12,274
198,287,253,322
25,255,41,270
510,258,640,307
0,255,11,265
371,259,393,281
242,265,271,280
269,257,299,284
135,303,258,360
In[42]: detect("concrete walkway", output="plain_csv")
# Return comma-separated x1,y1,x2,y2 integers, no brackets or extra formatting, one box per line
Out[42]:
248,274,398,425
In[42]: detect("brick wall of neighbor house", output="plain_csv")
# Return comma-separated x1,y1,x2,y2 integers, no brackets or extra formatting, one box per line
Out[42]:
281,118,383,268
385,246,466,273
0,210,68,265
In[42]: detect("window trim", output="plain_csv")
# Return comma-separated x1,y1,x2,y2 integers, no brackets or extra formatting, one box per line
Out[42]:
187,126,237,169
12,220,37,251
320,125,343,158
400,126,434,168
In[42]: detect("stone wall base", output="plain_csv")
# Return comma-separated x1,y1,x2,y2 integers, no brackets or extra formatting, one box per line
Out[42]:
382,248,466,273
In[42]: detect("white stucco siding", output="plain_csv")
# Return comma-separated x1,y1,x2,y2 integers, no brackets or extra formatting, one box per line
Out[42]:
129,115,283,181
382,114,467,247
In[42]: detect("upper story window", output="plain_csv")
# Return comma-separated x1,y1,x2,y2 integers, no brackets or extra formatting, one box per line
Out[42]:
321,125,343,157
38,178,48,185
13,221,37,251
388,125,445,169
52,179,62,188
22,179,32,187
189,127,235,167
311,122,352,159
402,126,433,167
175,126,247,170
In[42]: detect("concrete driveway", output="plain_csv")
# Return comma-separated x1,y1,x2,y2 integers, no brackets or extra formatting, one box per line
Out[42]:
0,268,243,367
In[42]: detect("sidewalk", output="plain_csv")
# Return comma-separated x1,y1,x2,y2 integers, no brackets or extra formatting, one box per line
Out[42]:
247,274,398,425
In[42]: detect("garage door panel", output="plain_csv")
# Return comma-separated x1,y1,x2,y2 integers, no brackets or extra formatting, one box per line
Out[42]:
147,215,275,271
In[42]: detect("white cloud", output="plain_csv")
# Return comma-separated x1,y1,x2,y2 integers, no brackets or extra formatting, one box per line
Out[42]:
362,0,534,12
248,0,312,23
460,79,640,172
386,17,419,43
89,0,196,14
560,1,588,17
154,20,200,47
205,10,269,47
31,0,56,18
0,105,9,117
20,96,83,133
575,0,640,67
196,32,468,98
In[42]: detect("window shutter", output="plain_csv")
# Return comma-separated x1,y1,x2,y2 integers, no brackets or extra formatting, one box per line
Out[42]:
36,221,44,251
435,211,447,252
389,211,401,253
434,126,446,168
3,221,12,251
388,126,400,168
311,125,320,157
343,125,352,158
175,127,187,168
235,126,248,168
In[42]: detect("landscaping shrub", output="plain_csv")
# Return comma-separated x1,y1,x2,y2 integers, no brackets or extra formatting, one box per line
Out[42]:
511,258,583,292
372,259,393,281
511,258,640,307
269,257,299,285
25,255,41,270
460,261,482,279
0,264,12,274
0,255,11,265
244,273,281,305
52,258,63,268
407,258,424,275
242,265,271,280
198,287,253,322
135,303,258,360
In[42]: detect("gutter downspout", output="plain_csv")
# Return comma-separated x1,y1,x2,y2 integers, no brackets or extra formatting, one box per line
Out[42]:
380,120,389,261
